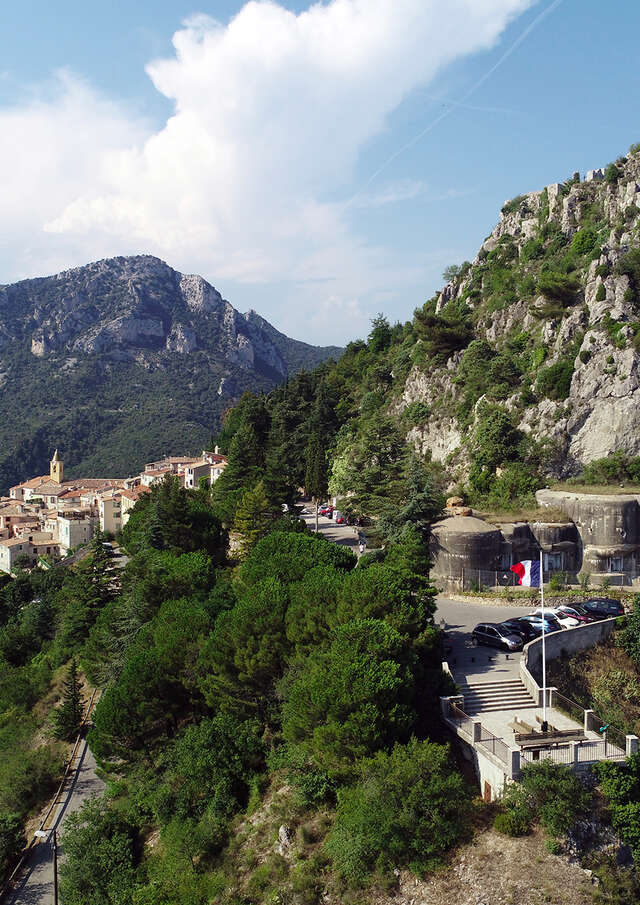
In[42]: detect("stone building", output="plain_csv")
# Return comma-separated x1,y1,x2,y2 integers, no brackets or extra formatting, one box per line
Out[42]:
430,489,640,588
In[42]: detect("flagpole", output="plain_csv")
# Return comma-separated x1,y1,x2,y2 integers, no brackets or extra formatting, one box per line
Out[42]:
540,547,547,730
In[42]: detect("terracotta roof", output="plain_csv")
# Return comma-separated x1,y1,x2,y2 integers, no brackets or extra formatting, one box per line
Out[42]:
121,485,151,501
30,481,64,495
11,476,49,491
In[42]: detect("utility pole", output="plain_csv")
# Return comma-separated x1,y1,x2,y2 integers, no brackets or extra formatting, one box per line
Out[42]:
53,828,58,905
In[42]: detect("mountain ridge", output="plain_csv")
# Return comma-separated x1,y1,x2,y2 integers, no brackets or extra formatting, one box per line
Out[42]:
0,254,341,490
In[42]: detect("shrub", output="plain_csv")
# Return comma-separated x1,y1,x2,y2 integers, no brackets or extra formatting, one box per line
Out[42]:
571,228,599,256
494,809,531,837
519,761,590,838
605,163,621,184
596,283,607,302
579,350,592,365
595,263,611,279
501,195,528,216
579,572,591,591
402,401,431,426
0,812,25,880
536,358,574,401
549,572,564,591
537,271,579,304
327,739,470,885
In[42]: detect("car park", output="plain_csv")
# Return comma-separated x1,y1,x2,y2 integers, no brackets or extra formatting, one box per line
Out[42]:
471,623,523,651
582,598,625,619
530,607,580,628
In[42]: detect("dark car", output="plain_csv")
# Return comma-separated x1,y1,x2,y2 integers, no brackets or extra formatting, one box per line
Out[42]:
582,598,625,619
471,623,523,652
499,618,539,643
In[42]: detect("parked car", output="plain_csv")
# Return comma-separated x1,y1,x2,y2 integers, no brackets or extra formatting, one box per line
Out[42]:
318,503,333,516
517,614,565,634
471,623,523,651
582,598,625,619
554,604,595,624
498,618,539,643
530,607,580,628
335,512,346,524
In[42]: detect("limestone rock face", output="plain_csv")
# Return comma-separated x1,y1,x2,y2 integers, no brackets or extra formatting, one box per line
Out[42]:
1,254,339,381
166,323,197,353
399,150,640,476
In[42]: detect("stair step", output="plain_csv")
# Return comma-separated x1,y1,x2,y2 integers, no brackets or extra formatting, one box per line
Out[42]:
465,684,527,693
467,703,538,713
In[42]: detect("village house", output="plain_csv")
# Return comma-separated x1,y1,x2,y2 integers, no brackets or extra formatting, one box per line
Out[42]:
0,447,227,572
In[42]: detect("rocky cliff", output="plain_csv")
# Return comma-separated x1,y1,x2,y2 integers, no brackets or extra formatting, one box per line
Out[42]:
398,146,640,476
0,255,341,489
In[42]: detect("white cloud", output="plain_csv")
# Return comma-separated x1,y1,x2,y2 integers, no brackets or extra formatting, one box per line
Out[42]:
0,0,534,341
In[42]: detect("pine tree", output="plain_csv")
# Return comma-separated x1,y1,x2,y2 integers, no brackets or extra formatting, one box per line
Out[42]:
305,431,328,532
233,481,276,556
52,659,85,741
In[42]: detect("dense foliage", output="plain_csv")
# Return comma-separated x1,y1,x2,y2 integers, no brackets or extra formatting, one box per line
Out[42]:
50,462,458,901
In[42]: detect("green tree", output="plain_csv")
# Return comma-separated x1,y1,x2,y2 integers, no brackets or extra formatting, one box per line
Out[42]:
367,314,392,354
282,619,417,771
0,812,25,880
201,578,289,708
304,431,328,531
621,595,640,667
59,797,139,905
233,481,277,556
327,738,470,885
52,658,84,741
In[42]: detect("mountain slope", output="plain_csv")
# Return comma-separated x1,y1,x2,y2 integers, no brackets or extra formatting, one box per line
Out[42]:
0,255,341,489
386,147,640,479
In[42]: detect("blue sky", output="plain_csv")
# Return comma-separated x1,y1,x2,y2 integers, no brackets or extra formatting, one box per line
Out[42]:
1,0,640,344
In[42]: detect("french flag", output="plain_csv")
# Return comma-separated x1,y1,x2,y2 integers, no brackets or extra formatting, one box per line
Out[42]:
510,560,541,587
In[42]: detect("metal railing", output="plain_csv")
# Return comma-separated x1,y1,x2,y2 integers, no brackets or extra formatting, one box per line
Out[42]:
459,567,634,590
520,745,573,765
577,739,626,763
448,702,475,737
477,731,510,765
552,691,584,726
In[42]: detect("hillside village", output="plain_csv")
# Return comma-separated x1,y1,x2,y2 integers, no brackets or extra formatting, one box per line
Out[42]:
0,448,227,572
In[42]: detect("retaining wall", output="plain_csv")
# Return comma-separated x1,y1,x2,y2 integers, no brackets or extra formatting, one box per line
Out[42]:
523,617,618,684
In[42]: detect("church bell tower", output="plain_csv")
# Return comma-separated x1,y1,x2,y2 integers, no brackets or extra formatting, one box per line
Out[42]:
50,449,63,484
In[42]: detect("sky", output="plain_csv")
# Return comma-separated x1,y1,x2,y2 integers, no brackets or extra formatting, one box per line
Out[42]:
1,0,640,345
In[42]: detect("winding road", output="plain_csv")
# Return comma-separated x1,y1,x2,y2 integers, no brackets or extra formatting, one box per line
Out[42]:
3,739,105,905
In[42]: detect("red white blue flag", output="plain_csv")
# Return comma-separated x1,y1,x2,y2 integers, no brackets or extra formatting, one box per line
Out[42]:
510,560,541,587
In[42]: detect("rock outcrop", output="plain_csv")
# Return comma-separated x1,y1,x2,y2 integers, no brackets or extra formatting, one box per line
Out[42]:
398,148,640,475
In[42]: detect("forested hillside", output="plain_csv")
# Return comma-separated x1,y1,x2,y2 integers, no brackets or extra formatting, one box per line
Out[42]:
210,142,640,517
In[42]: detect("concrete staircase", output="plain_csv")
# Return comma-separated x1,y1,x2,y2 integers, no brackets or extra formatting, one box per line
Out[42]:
460,679,536,715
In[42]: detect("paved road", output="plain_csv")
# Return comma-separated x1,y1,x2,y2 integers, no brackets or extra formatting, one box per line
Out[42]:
5,738,105,905
299,506,361,556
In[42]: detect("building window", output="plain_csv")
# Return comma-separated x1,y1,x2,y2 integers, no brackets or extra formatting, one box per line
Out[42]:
544,552,563,572
609,556,625,573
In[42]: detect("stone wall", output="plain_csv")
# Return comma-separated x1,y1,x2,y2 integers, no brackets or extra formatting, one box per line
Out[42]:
523,617,618,684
